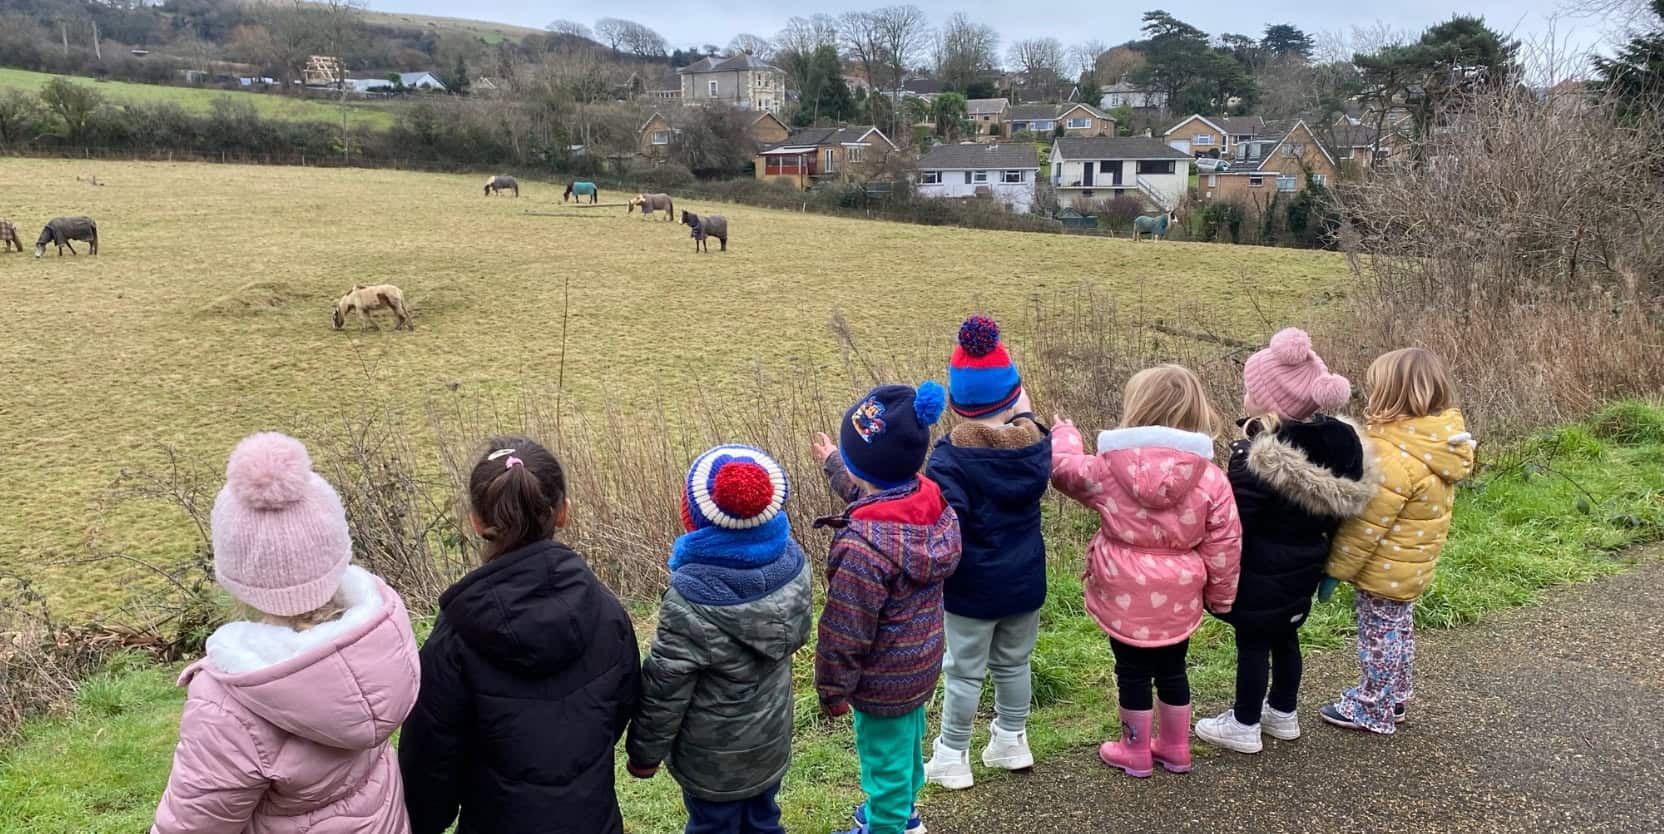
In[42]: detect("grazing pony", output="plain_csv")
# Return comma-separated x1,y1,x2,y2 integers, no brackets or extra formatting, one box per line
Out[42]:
1132,210,1178,242
563,181,599,204
34,216,98,257
333,284,414,331
484,175,519,197
0,218,20,253
627,193,675,221
681,210,728,253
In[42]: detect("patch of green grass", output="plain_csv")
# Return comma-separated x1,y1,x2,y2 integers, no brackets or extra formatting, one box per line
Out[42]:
5,404,1662,833
0,67,402,130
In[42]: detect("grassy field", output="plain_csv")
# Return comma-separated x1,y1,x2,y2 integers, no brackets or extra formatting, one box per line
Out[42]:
0,158,1348,613
358,8,546,44
4,403,1662,834
0,67,402,130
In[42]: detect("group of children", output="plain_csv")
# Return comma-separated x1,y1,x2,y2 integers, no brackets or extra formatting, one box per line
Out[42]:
149,317,1475,834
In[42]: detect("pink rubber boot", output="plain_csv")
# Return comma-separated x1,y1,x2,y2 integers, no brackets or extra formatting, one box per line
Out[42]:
1099,708,1154,778
1151,700,1193,773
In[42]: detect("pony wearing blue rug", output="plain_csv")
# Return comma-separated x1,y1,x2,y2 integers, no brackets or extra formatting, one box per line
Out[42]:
1133,209,1178,241
563,181,598,204
681,210,728,253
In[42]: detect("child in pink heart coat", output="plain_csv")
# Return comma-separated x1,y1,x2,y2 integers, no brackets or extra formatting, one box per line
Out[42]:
1051,365,1242,779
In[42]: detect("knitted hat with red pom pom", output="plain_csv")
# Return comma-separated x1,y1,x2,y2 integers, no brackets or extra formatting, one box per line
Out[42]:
210,433,352,617
681,445,790,532
1242,327,1353,421
948,315,1023,418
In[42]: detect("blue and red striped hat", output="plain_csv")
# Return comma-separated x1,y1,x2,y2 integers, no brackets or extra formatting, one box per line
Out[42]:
681,445,789,532
948,315,1023,418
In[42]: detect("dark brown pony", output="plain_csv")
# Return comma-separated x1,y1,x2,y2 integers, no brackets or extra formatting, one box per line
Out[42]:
681,210,728,253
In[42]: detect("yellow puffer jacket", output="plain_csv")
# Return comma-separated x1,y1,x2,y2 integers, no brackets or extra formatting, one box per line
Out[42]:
1327,409,1476,601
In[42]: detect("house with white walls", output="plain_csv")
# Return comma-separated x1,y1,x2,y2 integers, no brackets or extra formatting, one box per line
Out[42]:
1049,137,1192,209
915,143,1040,213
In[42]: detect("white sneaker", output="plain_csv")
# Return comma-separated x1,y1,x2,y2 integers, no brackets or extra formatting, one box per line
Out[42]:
1194,710,1263,754
981,724,1034,771
1261,702,1302,740
924,737,974,790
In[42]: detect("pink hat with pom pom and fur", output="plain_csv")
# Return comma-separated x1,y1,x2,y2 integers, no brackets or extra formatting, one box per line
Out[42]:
1242,328,1353,421
210,432,352,616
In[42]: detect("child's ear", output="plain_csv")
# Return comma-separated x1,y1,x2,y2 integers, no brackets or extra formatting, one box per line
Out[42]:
469,512,487,537
551,496,571,530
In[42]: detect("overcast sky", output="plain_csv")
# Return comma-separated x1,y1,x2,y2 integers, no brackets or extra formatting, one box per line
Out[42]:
370,0,1615,62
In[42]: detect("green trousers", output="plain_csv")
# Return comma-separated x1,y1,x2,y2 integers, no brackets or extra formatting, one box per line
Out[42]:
853,706,927,834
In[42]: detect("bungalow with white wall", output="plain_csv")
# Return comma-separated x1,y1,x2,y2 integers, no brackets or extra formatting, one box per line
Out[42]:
915,143,1040,213
1049,137,1192,210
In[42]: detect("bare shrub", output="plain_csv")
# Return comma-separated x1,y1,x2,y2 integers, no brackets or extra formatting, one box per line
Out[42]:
0,573,110,742
1329,81,1664,436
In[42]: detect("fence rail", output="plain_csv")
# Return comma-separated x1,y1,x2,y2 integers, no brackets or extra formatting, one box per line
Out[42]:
0,145,502,174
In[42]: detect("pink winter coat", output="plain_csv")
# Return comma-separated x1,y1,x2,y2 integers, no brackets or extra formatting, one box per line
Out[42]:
153,566,421,834
1051,423,1243,648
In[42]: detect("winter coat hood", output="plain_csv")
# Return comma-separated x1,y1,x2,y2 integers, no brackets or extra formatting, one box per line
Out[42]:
437,538,600,675
192,565,418,751
840,476,959,585
672,541,807,661
929,416,1051,619
1374,411,1476,486
1097,426,1216,510
1242,415,1377,519
939,418,1052,505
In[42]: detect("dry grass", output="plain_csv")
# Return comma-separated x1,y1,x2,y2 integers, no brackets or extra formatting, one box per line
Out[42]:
0,158,1348,613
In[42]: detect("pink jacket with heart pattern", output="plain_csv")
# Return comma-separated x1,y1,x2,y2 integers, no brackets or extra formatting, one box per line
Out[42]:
1051,422,1243,647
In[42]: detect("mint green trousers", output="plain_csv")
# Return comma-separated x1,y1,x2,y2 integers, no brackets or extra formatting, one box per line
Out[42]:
853,706,927,834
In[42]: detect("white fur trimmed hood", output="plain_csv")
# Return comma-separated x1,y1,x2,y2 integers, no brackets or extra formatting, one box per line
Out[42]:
1097,425,1216,461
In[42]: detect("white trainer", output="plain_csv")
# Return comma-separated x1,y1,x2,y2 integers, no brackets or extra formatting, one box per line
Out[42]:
981,724,1035,771
924,737,974,790
1194,709,1263,754
1261,702,1302,740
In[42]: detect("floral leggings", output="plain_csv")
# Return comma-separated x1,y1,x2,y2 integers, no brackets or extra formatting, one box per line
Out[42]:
1339,590,1415,733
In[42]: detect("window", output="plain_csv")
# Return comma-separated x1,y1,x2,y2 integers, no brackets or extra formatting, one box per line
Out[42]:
708,80,719,96
1311,173,1327,186
1136,160,1176,175
1249,175,1265,187
1067,117,1091,129
764,156,802,175
1281,142,1304,159
1002,170,1024,183
1033,120,1053,131
1338,149,1353,160
848,146,865,163
972,171,989,183
651,130,671,145
825,148,837,170
1207,174,1217,186
1194,133,1213,145
1277,175,1298,192
920,171,942,185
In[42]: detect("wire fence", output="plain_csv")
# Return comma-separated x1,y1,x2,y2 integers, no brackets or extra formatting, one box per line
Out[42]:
0,144,501,174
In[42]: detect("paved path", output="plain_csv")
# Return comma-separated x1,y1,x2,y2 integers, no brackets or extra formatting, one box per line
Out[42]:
924,552,1664,834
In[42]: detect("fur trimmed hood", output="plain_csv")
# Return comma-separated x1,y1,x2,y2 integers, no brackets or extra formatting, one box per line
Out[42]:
1242,416,1376,518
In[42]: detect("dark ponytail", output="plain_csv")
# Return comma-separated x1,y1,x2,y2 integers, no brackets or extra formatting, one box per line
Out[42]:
467,436,568,562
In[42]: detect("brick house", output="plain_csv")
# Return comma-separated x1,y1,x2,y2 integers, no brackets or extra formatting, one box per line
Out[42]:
1057,103,1117,138
637,109,790,159
754,126,899,189
678,54,787,114
1163,114,1265,158
966,98,1010,137
1198,120,1337,211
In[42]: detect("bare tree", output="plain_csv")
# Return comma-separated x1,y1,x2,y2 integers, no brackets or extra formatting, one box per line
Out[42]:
776,14,839,55
1069,39,1109,81
594,18,628,52
727,33,774,60
933,13,999,91
1008,37,1065,89
547,20,592,40
840,10,886,93
1096,44,1146,84
619,21,668,57
872,5,933,94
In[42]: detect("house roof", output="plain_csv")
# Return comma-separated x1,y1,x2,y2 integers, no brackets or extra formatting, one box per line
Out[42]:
1216,116,1265,136
1012,83,1077,103
1058,102,1110,121
349,71,444,88
1326,124,1379,148
966,98,1010,115
1007,104,1060,121
1217,120,1336,173
651,71,681,91
680,54,780,74
1053,137,1190,160
917,143,1040,170
760,126,896,154
1164,114,1226,136
903,78,945,95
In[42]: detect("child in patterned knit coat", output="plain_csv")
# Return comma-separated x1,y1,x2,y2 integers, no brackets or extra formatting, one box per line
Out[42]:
1051,365,1242,778
922,316,1052,791
812,381,962,834
1321,348,1475,734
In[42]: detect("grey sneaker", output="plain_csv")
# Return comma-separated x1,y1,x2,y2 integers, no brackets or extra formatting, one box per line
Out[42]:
1262,702,1302,740
1195,709,1263,754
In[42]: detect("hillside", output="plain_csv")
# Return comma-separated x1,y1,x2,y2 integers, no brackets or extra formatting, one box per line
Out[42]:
358,8,547,45
0,67,402,130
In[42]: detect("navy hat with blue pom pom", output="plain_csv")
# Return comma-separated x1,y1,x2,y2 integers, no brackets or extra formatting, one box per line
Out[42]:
839,381,946,490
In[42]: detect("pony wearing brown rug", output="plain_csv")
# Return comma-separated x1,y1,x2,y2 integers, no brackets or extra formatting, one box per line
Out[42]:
484,175,519,197
34,216,98,257
627,193,675,221
681,210,728,253
0,218,20,253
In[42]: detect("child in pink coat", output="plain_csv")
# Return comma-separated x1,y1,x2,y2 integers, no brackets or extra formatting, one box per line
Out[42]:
152,433,421,834
1051,365,1242,778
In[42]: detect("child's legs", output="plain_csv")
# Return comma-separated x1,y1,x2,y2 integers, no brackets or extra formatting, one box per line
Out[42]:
1266,626,1304,714
986,609,1041,734
683,792,744,834
1151,638,1191,706
1395,605,1417,704
1340,591,1414,732
939,613,996,751
1108,638,1156,710
853,707,927,834
737,783,784,834
1232,628,1273,724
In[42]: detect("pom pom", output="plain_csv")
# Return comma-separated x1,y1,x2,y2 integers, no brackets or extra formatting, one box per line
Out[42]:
1267,327,1313,365
957,315,1001,358
225,432,314,511
913,380,946,426
1311,373,1353,411
711,461,774,519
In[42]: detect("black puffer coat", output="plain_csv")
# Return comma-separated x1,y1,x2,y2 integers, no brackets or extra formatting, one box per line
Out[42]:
400,540,642,834
1219,415,1375,631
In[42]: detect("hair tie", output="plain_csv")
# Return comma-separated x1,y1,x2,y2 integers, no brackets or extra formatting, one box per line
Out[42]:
486,448,518,461
504,456,524,469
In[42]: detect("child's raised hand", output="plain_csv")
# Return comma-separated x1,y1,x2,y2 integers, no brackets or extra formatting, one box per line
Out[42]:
812,432,837,464
1053,414,1073,428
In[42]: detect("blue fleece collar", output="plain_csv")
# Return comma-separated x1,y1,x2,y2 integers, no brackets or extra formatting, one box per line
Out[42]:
669,513,792,571
672,540,805,605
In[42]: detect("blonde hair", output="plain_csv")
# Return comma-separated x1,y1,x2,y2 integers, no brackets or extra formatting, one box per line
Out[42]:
238,592,349,632
1364,348,1456,423
1121,364,1220,436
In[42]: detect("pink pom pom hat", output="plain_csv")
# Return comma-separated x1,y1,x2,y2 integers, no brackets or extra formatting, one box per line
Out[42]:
1242,327,1353,421
210,432,353,616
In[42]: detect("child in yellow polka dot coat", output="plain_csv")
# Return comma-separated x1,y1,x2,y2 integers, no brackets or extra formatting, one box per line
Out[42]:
1320,348,1476,734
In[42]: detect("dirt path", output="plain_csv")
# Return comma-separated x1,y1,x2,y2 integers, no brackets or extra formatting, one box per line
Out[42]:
924,552,1664,834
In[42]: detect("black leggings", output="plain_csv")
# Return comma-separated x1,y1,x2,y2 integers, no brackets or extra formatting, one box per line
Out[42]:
1109,638,1190,710
1233,626,1303,725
